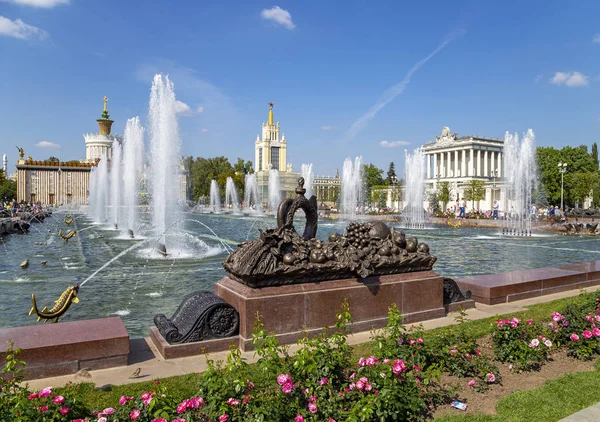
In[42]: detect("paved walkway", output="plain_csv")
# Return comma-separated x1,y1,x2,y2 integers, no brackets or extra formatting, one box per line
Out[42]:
559,402,600,421
25,287,591,391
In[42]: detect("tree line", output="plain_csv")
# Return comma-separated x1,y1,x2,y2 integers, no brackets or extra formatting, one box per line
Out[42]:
0,170,17,203
184,156,254,202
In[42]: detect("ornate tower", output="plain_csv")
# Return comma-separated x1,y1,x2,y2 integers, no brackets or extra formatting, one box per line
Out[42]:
84,96,122,162
254,102,288,172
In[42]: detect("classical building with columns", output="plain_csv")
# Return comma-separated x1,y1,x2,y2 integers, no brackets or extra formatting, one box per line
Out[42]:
422,127,504,211
16,98,120,205
254,102,299,204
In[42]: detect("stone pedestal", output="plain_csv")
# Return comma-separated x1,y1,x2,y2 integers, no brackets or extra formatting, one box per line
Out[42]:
215,272,445,351
0,317,129,380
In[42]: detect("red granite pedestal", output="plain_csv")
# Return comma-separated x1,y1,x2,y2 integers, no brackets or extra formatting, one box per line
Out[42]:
214,272,446,351
0,317,130,380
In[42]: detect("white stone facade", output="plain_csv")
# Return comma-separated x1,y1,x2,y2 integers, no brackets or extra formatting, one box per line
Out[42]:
422,127,505,212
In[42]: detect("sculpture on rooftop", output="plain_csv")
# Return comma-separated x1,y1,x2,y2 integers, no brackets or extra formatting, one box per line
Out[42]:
223,178,437,288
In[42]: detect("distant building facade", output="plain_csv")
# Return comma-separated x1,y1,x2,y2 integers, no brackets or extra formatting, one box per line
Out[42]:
421,127,505,211
16,98,120,205
314,171,342,208
254,103,299,204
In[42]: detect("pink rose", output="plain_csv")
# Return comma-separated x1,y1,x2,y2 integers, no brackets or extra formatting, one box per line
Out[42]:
366,356,378,366
356,380,364,390
188,396,204,408
413,365,420,371
450,349,458,355
465,353,471,359
526,319,533,325
282,382,294,394
153,419,167,422
59,406,70,416
219,414,229,422
593,328,600,337
295,415,304,422
28,393,38,400
247,381,255,388
486,373,496,383
417,338,423,344
227,398,240,406
243,396,250,404
98,418,107,422
177,400,188,414
39,406,48,412
319,377,329,385
468,379,476,387
39,387,52,397
392,359,407,374
277,374,292,386
544,339,552,347
358,357,366,367
409,340,416,346
308,402,318,413
570,333,580,342
130,409,141,420
172,419,186,422
583,330,593,339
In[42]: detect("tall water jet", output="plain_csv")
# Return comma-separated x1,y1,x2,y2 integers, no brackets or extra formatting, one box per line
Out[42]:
268,169,281,211
110,141,123,228
210,180,221,213
244,173,261,213
503,129,537,236
149,74,182,242
88,167,97,213
224,177,240,213
341,156,363,220
122,117,145,234
93,155,109,223
403,148,426,229
301,163,314,199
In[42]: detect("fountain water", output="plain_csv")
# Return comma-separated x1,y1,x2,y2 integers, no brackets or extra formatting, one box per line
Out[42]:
149,74,182,243
210,180,221,213
110,141,123,228
92,155,109,223
341,156,363,220
224,177,240,213
301,163,314,199
503,129,537,236
403,148,426,229
122,117,145,234
268,169,281,211
244,173,261,213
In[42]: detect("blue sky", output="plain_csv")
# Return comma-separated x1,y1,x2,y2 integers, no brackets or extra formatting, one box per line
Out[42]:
1,0,599,177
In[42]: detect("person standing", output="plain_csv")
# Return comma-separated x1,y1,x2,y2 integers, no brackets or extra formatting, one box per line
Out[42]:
493,200,499,219
459,198,466,218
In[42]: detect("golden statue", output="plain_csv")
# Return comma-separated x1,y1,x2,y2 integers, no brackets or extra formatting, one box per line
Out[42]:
103,96,108,112
16,146,24,158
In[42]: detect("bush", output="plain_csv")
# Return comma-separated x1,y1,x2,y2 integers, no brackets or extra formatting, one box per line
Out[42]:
492,317,552,371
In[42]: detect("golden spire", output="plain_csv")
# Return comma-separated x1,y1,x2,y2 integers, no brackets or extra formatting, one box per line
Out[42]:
268,101,274,126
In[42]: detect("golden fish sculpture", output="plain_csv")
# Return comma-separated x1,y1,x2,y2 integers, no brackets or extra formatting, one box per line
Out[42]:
58,229,77,241
29,285,80,323
64,217,73,225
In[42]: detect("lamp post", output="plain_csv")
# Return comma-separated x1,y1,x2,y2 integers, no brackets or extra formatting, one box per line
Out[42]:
558,161,568,211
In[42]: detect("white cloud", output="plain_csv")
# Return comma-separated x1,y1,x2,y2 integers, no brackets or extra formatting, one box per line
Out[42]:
320,125,333,131
35,141,59,148
593,33,600,43
196,105,204,113
174,100,192,116
0,0,68,7
344,29,465,140
550,71,589,87
201,128,208,133
380,140,410,148
261,6,295,30
0,15,47,40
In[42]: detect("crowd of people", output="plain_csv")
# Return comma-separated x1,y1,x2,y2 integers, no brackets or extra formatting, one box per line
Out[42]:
1,200,45,218
438,199,567,222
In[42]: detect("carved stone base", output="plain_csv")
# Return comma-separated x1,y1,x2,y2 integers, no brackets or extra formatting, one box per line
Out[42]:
214,272,446,351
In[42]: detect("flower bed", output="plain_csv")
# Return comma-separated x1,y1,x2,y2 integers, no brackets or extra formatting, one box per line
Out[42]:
1,292,600,421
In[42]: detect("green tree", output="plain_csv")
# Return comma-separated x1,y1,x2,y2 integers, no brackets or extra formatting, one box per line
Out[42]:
191,156,234,201
0,170,17,202
435,181,452,212
386,162,396,185
592,142,599,170
45,156,59,163
571,171,599,208
362,163,384,204
463,179,486,211
232,158,254,198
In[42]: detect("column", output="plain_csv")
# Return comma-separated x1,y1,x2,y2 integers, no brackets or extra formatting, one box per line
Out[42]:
454,151,458,177
433,153,438,179
484,150,489,177
439,153,444,178
498,152,502,177
426,153,431,179
477,150,482,176
461,150,466,177
469,149,474,177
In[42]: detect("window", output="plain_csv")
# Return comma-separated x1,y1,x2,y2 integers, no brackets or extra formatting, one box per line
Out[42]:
49,172,55,193
67,172,72,194
258,148,263,171
271,147,280,171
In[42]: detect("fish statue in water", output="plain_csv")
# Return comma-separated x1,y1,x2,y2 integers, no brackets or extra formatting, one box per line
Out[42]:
64,217,73,225
29,285,80,323
58,229,77,241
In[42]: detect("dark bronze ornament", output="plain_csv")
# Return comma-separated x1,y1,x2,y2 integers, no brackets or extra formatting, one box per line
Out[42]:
154,291,239,344
223,178,437,288
443,278,471,304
